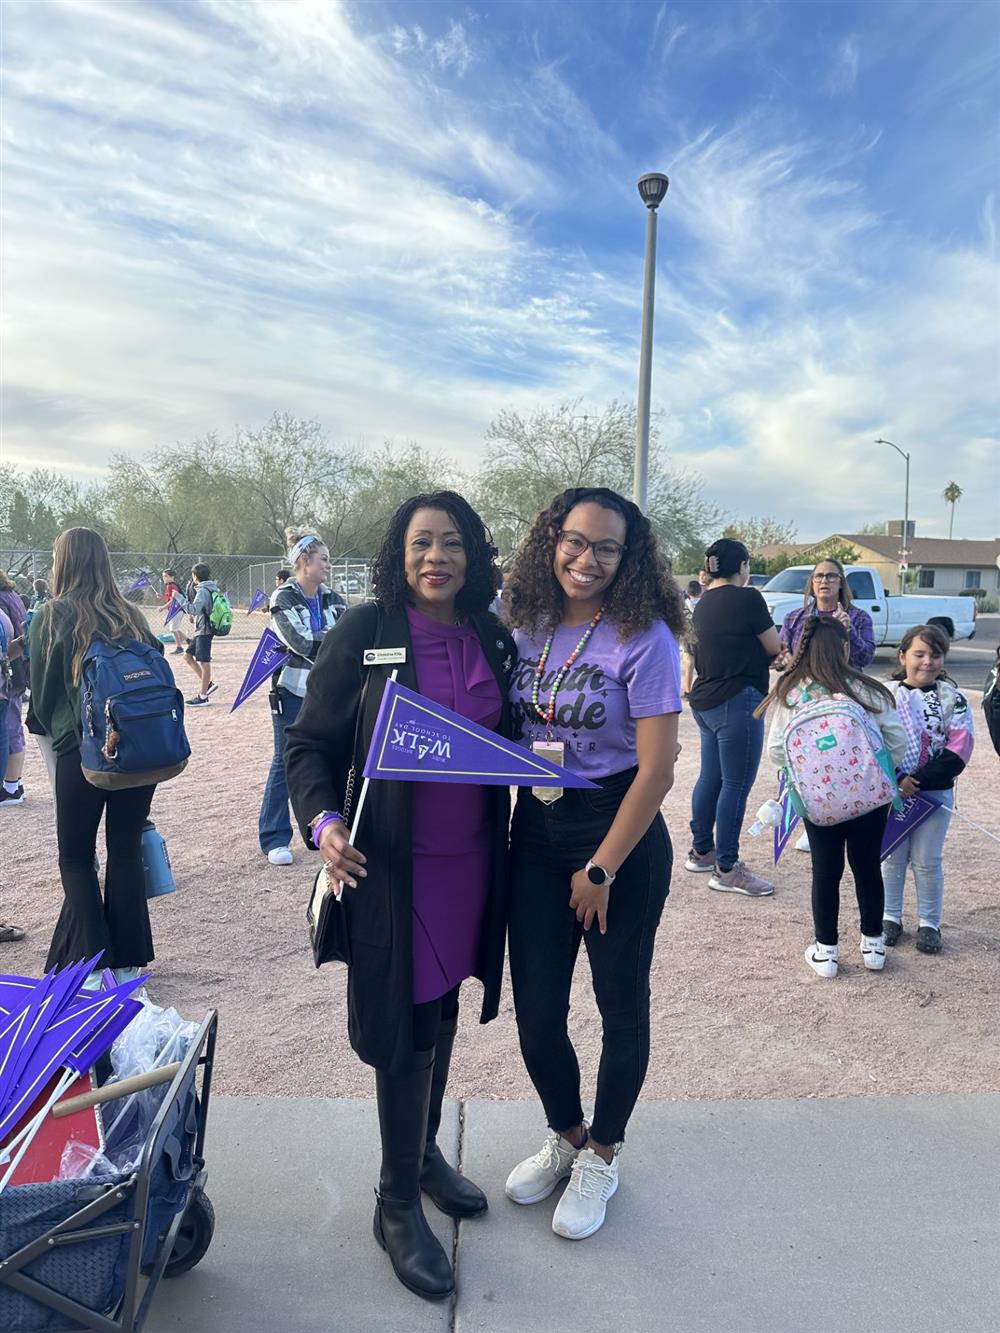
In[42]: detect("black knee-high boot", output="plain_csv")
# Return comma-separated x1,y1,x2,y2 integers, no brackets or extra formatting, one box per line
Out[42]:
420,1017,488,1218
373,1053,455,1302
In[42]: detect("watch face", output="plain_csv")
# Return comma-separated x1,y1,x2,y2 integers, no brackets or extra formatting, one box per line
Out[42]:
587,864,605,886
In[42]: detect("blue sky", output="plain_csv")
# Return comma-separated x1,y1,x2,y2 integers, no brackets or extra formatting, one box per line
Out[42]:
2,0,998,539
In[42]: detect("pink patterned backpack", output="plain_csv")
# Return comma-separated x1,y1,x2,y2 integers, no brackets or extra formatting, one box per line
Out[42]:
781,687,899,826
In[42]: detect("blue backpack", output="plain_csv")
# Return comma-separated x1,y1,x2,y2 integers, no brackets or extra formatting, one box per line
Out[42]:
80,637,190,789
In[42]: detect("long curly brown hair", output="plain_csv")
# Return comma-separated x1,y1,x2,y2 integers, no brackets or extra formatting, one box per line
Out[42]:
503,487,686,640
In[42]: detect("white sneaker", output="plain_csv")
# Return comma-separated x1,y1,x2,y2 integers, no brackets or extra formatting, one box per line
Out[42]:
267,847,294,866
551,1147,620,1240
804,941,839,978
795,830,811,852
860,933,886,971
505,1129,585,1205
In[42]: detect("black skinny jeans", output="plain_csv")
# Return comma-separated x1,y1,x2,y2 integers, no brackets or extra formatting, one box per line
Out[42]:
803,804,890,946
47,750,155,971
508,770,672,1146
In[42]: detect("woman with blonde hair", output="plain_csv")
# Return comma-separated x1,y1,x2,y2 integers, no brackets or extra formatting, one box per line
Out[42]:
29,528,163,975
258,526,345,866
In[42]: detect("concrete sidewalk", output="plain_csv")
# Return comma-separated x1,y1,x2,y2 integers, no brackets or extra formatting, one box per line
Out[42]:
148,1093,1000,1333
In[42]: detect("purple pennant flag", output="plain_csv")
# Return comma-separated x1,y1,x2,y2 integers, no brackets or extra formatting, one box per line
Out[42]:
363,679,597,788
248,588,267,614
127,573,153,593
773,776,801,864
164,598,183,626
881,791,940,860
230,628,290,712
0,976,146,1141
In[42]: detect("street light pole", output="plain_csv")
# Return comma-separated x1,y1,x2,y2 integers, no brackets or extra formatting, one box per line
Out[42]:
633,172,669,512
876,437,910,593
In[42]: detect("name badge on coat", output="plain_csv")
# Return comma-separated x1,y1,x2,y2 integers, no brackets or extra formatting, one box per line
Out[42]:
363,647,407,666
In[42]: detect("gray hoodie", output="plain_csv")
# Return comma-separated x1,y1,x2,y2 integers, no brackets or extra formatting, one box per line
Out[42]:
177,579,220,637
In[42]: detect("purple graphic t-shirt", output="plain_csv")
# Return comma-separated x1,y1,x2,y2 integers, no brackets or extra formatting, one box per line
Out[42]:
511,617,682,779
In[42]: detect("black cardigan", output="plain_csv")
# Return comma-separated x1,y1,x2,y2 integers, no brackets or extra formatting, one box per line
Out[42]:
284,601,517,1074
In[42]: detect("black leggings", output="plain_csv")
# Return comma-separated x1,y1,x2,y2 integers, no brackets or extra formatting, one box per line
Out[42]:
803,804,890,946
508,771,671,1146
411,984,460,1053
47,750,155,971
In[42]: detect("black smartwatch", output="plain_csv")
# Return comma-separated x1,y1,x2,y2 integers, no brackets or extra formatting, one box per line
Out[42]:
585,860,616,887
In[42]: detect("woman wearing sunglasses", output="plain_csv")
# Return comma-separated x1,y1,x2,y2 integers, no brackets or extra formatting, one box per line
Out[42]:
501,487,685,1241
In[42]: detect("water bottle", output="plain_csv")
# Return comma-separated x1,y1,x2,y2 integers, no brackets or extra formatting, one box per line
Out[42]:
141,821,176,898
748,798,784,838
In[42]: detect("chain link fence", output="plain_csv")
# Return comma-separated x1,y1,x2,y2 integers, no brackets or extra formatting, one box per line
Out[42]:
1,550,372,639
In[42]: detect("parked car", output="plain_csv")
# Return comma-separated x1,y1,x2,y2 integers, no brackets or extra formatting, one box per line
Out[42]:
759,565,976,645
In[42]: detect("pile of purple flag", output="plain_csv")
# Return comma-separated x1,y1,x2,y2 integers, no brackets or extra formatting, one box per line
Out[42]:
0,957,145,1192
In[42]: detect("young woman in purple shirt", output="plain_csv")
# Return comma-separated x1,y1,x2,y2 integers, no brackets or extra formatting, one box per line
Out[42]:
502,486,685,1241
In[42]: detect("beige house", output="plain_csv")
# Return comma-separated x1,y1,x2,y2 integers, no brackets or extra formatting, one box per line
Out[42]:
757,535,1000,596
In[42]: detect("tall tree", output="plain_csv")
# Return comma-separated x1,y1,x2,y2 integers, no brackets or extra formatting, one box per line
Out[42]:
943,481,962,540
327,442,461,556
473,402,721,562
720,516,800,572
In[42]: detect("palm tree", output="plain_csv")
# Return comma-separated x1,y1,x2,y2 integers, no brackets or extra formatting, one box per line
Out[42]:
943,481,963,539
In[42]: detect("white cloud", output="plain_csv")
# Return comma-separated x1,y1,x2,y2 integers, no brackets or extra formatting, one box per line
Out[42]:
828,35,860,94
1,0,997,542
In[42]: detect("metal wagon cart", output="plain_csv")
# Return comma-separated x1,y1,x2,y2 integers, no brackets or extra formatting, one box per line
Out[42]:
0,1009,218,1332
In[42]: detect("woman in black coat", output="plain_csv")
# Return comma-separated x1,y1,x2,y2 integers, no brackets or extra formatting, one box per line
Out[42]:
285,492,515,1303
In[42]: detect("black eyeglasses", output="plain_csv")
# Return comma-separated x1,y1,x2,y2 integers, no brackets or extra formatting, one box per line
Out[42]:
813,572,841,581
557,531,627,565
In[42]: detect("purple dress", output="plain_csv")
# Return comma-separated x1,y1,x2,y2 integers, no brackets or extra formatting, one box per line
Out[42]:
407,608,502,1004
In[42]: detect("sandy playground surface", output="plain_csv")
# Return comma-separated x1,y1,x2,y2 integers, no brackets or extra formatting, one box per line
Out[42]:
2,634,998,1104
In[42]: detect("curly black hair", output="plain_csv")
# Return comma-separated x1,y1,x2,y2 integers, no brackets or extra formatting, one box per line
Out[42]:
370,490,500,615
503,487,687,640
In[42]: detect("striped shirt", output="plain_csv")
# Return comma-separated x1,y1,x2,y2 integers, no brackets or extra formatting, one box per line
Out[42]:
270,582,347,697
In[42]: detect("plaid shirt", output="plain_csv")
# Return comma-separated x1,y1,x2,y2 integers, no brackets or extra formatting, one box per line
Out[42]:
270,582,346,697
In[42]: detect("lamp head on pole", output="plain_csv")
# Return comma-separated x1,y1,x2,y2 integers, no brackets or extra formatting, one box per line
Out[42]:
637,172,669,210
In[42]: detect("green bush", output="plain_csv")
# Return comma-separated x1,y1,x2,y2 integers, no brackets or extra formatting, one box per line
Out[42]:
959,588,986,598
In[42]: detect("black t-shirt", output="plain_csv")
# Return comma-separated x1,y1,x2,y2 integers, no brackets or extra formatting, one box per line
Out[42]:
689,584,775,711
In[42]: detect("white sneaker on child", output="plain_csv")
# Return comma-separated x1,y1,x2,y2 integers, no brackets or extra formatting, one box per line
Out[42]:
505,1129,586,1205
267,847,294,866
804,941,838,978
860,933,886,970
551,1147,620,1240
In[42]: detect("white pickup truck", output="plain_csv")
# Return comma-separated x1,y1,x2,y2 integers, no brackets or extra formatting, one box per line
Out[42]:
759,565,977,645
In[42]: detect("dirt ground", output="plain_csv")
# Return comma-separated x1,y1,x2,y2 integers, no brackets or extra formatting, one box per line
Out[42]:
2,636,998,1104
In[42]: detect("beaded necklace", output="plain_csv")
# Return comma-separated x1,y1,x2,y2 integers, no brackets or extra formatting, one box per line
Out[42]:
530,608,603,734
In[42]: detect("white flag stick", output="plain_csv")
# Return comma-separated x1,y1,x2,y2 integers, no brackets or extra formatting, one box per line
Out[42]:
0,1067,75,1192
0,1067,76,1165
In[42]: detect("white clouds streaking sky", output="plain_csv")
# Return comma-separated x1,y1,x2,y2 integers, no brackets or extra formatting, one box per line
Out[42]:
2,0,998,540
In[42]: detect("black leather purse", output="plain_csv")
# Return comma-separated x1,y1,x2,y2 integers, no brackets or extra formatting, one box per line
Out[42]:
306,609,382,968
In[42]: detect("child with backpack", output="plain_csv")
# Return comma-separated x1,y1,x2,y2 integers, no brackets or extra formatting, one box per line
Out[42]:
161,568,188,655
30,528,189,978
882,624,975,954
756,618,908,978
173,562,231,706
